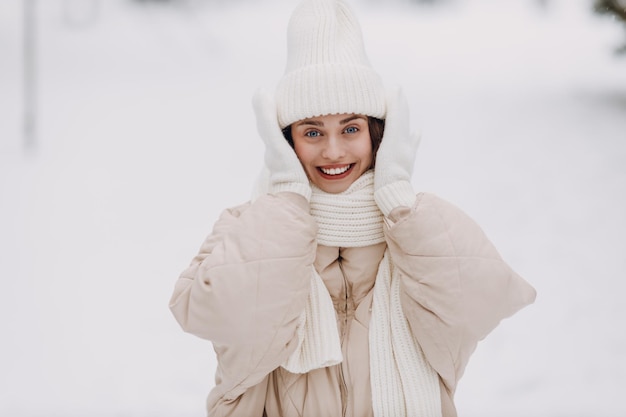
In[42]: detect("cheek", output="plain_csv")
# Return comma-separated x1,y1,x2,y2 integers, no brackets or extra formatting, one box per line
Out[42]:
293,141,313,165
356,137,373,166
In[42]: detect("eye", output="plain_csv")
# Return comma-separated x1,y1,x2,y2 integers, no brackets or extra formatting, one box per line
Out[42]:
305,130,322,138
344,126,359,134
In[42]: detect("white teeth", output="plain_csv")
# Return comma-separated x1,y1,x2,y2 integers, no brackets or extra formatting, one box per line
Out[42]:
321,165,350,176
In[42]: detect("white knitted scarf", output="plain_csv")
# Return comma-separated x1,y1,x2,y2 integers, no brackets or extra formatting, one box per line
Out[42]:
277,171,442,417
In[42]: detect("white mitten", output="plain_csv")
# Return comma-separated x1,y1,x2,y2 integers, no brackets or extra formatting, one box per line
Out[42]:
253,89,311,201
374,88,421,216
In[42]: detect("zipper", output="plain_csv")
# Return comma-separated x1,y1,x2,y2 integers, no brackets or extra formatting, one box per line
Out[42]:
338,257,349,417
339,362,348,417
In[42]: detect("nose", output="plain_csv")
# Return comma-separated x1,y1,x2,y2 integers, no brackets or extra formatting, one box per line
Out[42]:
321,135,346,160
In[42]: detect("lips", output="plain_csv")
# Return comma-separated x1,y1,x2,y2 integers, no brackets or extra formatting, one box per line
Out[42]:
317,164,354,179
320,165,351,175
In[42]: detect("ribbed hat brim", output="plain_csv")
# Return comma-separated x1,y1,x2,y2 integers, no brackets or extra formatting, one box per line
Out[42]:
276,63,386,128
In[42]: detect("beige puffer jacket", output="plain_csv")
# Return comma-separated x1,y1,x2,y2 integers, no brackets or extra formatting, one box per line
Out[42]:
169,191,536,417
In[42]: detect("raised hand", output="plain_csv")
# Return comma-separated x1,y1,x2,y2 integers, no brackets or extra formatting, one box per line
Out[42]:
253,89,311,201
374,87,420,216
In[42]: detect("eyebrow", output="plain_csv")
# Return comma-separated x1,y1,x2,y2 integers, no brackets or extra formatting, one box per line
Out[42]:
294,115,367,127
339,115,367,124
295,119,324,127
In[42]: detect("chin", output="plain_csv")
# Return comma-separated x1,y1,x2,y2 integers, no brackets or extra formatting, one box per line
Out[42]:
315,178,354,194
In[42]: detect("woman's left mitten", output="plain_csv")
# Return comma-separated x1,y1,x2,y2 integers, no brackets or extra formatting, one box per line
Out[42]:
374,88,420,216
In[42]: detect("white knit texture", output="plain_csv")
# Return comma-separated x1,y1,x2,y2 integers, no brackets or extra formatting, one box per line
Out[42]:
310,171,385,247
374,180,417,217
275,0,385,128
282,266,343,373
370,253,406,417
269,177,313,201
370,251,442,417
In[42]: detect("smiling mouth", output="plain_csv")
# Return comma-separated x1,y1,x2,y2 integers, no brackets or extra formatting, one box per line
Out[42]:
317,164,354,178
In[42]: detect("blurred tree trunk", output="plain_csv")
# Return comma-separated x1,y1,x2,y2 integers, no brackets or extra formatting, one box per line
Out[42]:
594,0,626,54
595,0,626,21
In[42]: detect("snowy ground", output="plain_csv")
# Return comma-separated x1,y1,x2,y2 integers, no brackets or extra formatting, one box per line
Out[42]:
1,0,626,416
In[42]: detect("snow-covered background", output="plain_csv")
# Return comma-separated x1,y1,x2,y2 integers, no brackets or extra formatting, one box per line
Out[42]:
1,0,625,415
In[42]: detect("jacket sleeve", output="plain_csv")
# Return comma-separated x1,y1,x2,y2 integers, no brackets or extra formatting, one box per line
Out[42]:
169,192,318,407
384,193,536,396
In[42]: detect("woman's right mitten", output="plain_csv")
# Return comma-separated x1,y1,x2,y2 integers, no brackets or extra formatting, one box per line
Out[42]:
253,89,311,201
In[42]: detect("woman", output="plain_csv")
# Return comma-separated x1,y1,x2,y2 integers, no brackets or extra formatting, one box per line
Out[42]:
169,0,536,416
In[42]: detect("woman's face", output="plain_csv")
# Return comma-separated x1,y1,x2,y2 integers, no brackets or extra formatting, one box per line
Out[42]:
291,113,373,194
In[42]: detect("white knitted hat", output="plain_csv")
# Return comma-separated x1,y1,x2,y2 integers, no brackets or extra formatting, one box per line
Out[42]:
276,0,386,129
